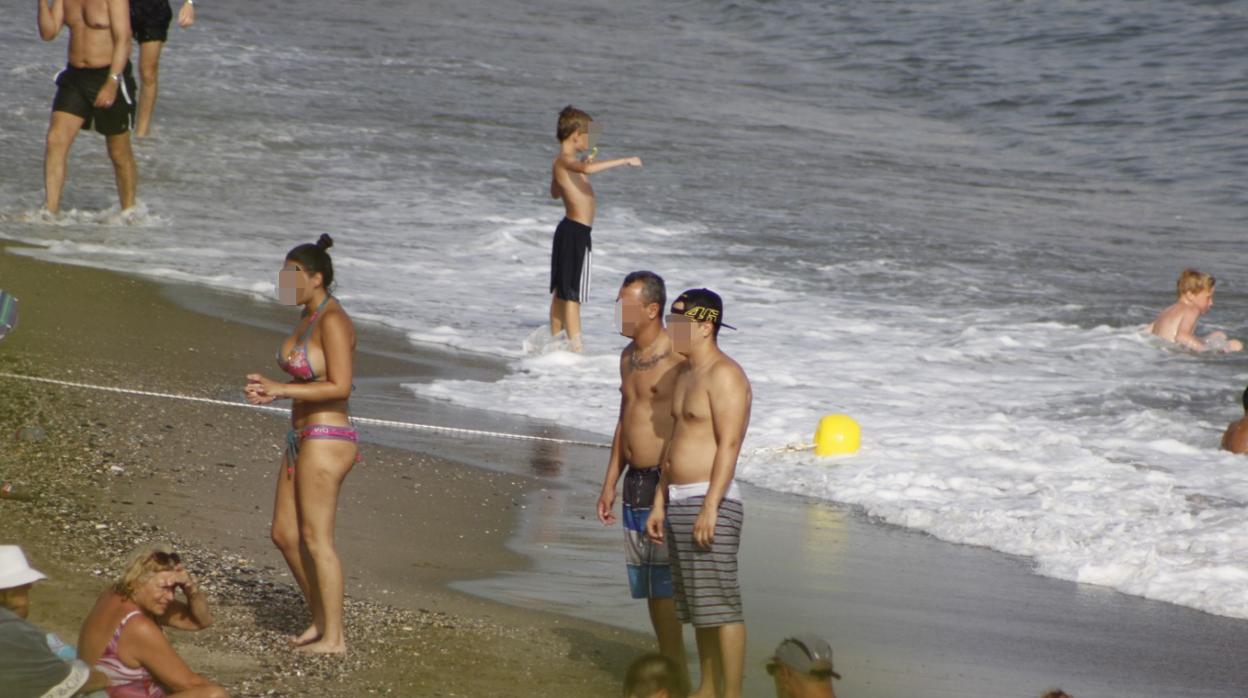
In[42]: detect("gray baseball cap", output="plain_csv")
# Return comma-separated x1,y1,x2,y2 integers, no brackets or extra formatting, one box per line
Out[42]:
767,635,841,679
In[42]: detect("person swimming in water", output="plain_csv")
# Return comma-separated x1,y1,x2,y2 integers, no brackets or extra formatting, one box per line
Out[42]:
1146,268,1242,353
1221,386,1248,454
245,234,358,654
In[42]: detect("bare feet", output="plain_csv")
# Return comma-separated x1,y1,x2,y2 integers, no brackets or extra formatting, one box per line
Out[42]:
295,639,346,654
289,624,320,647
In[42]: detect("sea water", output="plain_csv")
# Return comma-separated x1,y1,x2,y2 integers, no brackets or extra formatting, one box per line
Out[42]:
2,0,1247,619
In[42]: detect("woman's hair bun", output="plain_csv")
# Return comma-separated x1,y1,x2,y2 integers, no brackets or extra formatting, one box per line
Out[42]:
315,234,334,251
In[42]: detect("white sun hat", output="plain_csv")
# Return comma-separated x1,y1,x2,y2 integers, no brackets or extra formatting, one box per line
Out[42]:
0,545,47,590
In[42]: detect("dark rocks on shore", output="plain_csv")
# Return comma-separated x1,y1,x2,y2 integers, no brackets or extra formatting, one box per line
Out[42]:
17,425,47,442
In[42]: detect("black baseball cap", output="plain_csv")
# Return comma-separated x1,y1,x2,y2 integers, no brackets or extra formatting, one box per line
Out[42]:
669,288,736,330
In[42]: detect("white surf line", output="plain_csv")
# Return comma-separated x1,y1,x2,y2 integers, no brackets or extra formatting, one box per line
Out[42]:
0,371,814,456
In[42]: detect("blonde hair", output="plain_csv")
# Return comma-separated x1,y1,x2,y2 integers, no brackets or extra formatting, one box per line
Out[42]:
112,543,179,598
1176,268,1215,299
557,105,592,142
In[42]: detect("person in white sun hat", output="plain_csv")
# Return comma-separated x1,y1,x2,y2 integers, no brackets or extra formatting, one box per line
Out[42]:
0,544,109,697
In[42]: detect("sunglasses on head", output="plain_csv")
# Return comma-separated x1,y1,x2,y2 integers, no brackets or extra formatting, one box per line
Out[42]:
149,551,181,566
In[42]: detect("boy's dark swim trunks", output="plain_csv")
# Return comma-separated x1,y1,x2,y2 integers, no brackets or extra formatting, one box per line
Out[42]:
131,0,174,43
550,217,593,303
51,63,136,136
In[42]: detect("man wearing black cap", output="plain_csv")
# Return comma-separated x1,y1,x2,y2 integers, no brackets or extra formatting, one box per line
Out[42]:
767,635,842,698
646,288,751,698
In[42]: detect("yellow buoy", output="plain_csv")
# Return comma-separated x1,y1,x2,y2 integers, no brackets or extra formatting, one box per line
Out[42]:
814,414,860,456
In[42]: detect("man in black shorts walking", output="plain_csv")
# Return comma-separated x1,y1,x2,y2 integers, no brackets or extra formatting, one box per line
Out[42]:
38,0,139,215
131,0,195,137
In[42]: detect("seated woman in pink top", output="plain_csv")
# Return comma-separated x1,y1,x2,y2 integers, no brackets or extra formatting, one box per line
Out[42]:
77,544,227,698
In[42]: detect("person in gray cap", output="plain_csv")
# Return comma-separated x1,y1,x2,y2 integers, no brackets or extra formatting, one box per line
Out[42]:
0,544,109,697
766,635,842,698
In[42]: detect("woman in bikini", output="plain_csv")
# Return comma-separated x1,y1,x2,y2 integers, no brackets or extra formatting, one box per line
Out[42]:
245,233,357,654
77,543,226,697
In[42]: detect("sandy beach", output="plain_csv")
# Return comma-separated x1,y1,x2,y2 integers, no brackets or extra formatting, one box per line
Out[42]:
6,241,1248,698
6,0,1248,693
0,242,650,696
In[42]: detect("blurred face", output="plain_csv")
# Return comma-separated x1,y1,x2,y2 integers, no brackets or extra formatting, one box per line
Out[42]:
573,124,595,152
770,666,835,698
587,121,602,151
667,312,710,356
132,571,178,616
617,282,657,338
0,584,32,619
277,259,320,306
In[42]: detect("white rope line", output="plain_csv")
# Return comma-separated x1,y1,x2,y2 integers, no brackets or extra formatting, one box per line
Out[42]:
0,371,814,456
0,371,610,449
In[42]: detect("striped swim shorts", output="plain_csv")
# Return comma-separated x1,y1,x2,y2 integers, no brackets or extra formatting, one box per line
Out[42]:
664,482,744,628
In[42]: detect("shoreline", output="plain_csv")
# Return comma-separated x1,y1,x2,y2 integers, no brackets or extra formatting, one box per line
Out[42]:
7,241,1248,696
0,241,650,696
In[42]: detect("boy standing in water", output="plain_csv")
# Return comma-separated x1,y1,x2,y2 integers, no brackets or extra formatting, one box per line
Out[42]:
548,105,642,352
1147,269,1242,352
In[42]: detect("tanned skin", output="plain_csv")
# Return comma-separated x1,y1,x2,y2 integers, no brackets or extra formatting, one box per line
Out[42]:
547,121,641,350
598,278,687,674
38,0,137,214
1147,288,1242,352
647,302,752,698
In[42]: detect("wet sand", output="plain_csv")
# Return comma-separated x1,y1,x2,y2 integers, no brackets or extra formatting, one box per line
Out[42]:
441,443,1248,698
5,240,1248,697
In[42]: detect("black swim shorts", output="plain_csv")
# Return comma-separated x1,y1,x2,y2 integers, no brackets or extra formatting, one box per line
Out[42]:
130,0,173,43
51,63,136,136
549,217,593,303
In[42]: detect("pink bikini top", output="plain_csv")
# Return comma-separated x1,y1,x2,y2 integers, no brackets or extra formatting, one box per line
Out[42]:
95,610,166,698
277,295,332,382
